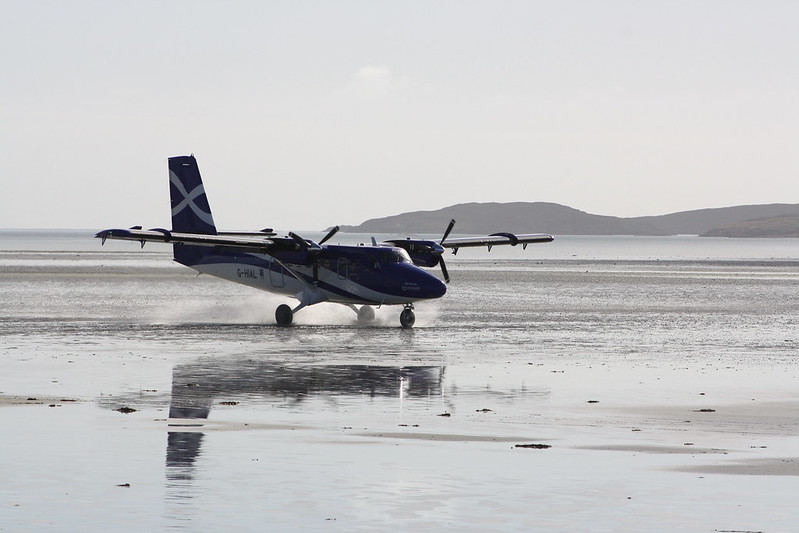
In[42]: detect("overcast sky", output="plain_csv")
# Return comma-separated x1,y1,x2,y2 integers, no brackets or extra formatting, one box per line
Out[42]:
2,1,797,231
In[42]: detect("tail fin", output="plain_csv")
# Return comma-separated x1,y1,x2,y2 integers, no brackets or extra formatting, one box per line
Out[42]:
169,155,217,266
169,155,217,235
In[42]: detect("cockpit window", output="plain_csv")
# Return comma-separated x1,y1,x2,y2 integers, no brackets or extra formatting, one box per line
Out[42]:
396,248,412,263
377,248,411,264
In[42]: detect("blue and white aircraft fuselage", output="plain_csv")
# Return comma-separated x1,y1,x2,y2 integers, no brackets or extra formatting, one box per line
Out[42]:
181,242,445,306
97,155,553,327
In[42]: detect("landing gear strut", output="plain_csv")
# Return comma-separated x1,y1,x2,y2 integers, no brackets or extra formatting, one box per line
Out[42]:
400,304,415,328
275,304,293,326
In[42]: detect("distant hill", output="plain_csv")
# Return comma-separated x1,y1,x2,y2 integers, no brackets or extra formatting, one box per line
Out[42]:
630,204,799,235
701,215,799,238
339,202,799,237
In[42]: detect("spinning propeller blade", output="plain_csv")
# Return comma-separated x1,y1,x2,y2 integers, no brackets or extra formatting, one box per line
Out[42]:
288,232,309,249
441,219,455,245
319,226,339,245
439,219,455,283
439,256,451,283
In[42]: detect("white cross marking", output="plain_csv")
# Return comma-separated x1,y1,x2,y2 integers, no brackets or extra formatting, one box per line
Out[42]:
170,170,215,226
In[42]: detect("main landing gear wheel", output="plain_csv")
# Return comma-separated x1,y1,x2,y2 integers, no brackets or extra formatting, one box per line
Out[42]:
357,305,376,323
275,304,293,326
400,307,415,328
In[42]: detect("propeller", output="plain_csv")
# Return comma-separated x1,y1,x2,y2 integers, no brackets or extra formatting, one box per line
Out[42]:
441,219,455,245
288,227,338,283
439,256,450,283
438,219,455,283
319,225,339,245
288,231,311,250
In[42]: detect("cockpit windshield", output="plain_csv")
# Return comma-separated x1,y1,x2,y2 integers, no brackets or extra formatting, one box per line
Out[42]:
396,248,412,263
378,248,412,264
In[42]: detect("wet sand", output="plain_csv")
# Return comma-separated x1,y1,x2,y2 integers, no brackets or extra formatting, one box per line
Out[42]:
1,241,798,531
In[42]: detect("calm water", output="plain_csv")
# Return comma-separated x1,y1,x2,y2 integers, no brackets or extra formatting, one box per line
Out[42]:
1,231,797,531
2,228,798,259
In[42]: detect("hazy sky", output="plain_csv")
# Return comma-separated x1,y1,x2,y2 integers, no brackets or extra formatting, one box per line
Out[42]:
2,1,798,231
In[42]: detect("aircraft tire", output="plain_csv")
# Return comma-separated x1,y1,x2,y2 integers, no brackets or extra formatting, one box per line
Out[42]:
275,304,293,326
400,308,415,328
358,305,375,323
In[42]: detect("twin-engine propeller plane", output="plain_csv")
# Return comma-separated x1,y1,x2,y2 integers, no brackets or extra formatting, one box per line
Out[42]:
96,155,553,327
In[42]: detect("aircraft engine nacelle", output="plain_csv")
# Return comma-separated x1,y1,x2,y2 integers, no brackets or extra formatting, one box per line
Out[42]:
384,239,443,268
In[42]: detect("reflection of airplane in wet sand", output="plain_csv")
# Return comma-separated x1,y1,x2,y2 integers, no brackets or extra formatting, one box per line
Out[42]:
97,155,553,327
168,360,445,420
165,361,445,480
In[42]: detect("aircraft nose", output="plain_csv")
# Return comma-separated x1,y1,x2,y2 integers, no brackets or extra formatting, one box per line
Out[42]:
420,271,447,299
394,264,447,300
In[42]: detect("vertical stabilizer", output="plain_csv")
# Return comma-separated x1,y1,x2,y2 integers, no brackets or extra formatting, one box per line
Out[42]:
169,155,217,235
168,155,217,266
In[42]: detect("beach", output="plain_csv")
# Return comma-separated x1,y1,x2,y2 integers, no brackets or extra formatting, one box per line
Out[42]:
1,232,797,531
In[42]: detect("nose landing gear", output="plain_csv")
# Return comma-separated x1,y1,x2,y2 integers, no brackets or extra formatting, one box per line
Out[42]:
400,304,415,328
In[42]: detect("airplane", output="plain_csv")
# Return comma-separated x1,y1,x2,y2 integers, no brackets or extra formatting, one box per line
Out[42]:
96,155,553,327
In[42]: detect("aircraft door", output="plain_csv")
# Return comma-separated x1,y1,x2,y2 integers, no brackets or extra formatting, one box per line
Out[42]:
337,257,348,279
269,259,285,287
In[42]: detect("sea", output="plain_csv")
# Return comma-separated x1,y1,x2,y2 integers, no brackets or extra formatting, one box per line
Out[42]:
1,229,797,532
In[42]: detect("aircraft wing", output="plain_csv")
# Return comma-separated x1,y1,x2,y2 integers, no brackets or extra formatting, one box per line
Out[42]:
95,228,276,252
442,232,553,251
